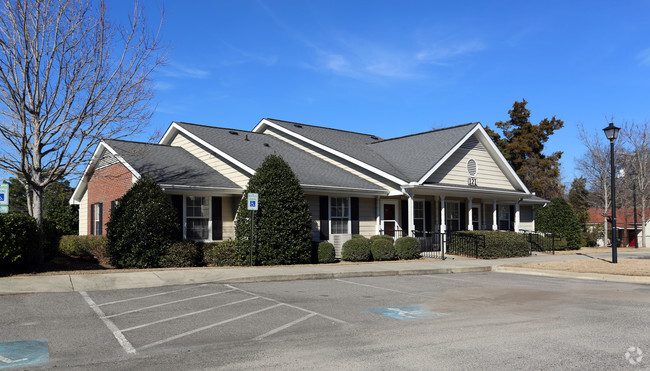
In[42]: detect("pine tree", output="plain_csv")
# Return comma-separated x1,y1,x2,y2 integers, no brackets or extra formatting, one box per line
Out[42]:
235,155,312,265
485,99,564,199
568,177,590,227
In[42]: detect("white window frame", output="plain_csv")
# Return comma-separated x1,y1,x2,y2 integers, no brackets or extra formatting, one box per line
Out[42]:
413,199,426,232
329,196,350,235
184,195,212,241
446,201,460,232
94,203,101,236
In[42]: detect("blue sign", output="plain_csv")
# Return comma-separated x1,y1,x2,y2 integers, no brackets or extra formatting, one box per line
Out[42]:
0,183,7,206
365,305,441,320
0,339,49,369
247,193,259,211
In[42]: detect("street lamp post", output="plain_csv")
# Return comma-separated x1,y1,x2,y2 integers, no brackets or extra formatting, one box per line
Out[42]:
603,123,620,263
632,172,638,248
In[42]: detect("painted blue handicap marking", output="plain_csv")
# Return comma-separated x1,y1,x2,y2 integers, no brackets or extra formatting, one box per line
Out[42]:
0,339,49,369
365,305,441,320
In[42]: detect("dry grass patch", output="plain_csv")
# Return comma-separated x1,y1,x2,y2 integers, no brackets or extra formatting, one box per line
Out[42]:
548,247,641,255
509,258,650,276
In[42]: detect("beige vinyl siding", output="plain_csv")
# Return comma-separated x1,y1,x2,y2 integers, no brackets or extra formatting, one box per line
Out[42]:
427,135,516,191
359,197,377,237
265,127,397,191
305,195,321,241
221,196,239,240
170,132,250,188
78,191,88,235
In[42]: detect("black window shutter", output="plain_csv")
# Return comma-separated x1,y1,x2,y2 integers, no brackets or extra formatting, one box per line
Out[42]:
319,196,328,240
98,203,103,236
110,200,115,211
351,197,359,235
401,200,408,235
212,197,223,241
90,203,95,235
171,195,184,240
509,205,515,231
460,202,466,231
425,201,432,232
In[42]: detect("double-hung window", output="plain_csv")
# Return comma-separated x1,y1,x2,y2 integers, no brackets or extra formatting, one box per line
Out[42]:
186,196,209,240
330,197,349,234
446,201,460,232
414,200,425,232
499,205,510,230
93,203,102,235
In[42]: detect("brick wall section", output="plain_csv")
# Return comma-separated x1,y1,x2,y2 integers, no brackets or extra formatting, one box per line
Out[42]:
87,162,133,234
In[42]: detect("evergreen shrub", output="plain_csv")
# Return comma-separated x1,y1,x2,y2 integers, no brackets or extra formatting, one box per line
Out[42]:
106,175,181,268
160,241,202,268
453,231,528,259
0,213,39,267
369,238,396,261
370,235,394,243
59,235,108,263
203,240,240,267
395,236,421,260
535,198,582,250
317,242,336,263
341,237,371,261
234,155,312,265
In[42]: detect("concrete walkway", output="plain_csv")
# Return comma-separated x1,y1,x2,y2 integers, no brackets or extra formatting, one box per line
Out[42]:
1,250,649,294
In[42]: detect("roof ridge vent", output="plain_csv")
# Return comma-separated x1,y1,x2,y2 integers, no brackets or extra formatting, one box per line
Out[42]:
263,143,270,147
293,124,303,128
228,130,239,135
370,135,379,140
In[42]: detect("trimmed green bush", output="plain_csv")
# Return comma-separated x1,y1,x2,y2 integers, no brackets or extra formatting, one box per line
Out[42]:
450,231,528,259
234,155,312,266
369,238,396,261
203,240,240,267
59,235,108,263
341,237,371,261
106,175,181,268
370,235,394,243
160,241,202,268
395,236,421,260
535,198,582,250
0,213,39,267
317,242,336,263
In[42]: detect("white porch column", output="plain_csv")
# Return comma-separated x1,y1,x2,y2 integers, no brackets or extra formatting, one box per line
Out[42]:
406,190,415,237
467,197,473,231
515,201,521,232
375,196,381,235
435,196,440,232
492,200,498,231
440,196,446,234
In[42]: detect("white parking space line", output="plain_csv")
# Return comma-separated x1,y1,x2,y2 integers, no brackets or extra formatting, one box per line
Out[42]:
80,291,136,355
254,313,317,341
138,303,284,351
121,296,260,332
225,284,347,325
104,289,236,319
335,278,436,300
97,284,210,307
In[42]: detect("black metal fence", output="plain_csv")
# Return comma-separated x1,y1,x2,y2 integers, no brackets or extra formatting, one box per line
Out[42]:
447,231,486,258
519,231,561,254
413,230,445,259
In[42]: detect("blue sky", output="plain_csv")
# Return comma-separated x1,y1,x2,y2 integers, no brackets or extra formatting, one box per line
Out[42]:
113,0,650,185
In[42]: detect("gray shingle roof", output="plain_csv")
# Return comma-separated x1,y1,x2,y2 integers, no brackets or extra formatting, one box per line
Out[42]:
264,119,408,181
265,119,478,182
104,139,240,190
369,123,478,181
174,122,386,192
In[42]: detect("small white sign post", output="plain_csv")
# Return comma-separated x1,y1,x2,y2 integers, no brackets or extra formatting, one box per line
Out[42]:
247,193,259,265
0,183,8,214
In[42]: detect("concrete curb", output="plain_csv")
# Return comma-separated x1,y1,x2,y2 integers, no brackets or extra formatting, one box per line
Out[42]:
494,266,650,284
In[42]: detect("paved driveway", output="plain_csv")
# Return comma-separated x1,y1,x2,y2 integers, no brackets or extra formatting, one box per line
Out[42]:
1,272,649,369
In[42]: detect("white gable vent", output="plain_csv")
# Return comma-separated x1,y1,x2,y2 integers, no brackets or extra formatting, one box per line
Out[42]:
467,159,478,177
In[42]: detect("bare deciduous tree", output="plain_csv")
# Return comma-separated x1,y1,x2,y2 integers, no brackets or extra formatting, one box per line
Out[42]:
0,0,166,259
621,122,650,248
577,124,612,246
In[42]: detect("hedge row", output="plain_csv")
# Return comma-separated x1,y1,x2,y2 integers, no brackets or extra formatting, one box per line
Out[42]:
59,235,109,264
448,231,529,259
0,214,40,267
341,236,420,262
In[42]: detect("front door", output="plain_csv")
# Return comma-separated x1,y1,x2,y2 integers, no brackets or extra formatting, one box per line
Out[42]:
472,206,480,230
381,201,398,237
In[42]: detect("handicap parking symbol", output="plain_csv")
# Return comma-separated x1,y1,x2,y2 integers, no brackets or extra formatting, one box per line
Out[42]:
365,305,441,320
0,339,49,369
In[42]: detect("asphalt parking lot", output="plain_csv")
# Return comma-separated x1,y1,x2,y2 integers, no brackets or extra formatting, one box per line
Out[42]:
2,272,649,369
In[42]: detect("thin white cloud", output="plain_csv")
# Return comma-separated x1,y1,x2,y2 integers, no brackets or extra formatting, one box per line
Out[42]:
160,62,210,79
416,41,485,65
637,47,650,66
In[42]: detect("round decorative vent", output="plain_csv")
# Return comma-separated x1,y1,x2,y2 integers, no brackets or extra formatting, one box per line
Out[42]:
467,159,478,177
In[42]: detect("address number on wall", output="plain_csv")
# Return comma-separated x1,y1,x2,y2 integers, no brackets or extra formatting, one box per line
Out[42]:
468,177,477,187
